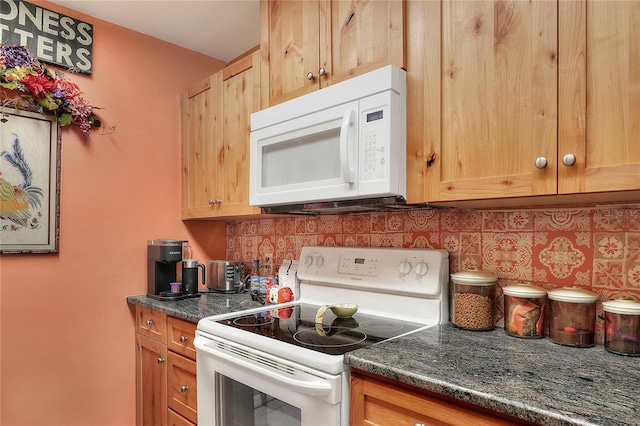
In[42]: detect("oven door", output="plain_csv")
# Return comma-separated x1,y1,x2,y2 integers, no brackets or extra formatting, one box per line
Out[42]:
194,332,347,426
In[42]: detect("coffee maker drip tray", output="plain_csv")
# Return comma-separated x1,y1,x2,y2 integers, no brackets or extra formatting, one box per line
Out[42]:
147,291,202,301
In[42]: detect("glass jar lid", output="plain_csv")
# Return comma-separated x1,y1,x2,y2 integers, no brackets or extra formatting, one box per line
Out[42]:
547,286,598,303
602,299,640,315
450,270,498,286
503,283,547,298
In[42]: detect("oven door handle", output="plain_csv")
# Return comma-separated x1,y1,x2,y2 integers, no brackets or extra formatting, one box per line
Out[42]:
196,337,333,397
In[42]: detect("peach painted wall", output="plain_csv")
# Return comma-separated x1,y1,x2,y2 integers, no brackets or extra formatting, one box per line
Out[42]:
1,2,228,425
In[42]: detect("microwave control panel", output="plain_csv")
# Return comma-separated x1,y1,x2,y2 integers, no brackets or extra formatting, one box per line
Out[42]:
359,91,393,183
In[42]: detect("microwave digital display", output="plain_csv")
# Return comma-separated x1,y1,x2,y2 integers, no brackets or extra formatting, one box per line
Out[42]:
355,258,365,264
366,110,383,122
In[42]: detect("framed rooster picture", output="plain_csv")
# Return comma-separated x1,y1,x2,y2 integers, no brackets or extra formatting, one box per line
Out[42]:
0,108,60,253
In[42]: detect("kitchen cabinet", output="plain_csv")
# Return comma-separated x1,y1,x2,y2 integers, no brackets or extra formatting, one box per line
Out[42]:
350,372,530,426
181,74,218,219
406,0,640,207
259,0,405,107
215,48,262,217
135,307,198,426
181,48,261,219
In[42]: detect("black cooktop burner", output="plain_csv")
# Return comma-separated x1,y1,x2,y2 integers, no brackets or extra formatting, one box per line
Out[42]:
215,303,426,356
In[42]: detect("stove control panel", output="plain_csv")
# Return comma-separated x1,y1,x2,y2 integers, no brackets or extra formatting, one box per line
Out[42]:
338,254,380,276
297,246,449,298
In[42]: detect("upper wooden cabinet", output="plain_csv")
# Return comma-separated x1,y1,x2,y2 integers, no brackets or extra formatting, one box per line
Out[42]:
181,49,261,219
260,0,405,107
215,50,262,217
406,0,640,206
558,0,640,195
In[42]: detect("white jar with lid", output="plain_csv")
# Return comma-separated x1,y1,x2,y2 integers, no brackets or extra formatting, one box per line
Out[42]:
450,271,498,331
602,299,640,356
503,283,547,338
547,286,598,347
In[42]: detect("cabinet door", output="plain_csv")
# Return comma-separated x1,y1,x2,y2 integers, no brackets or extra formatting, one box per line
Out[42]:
137,334,168,426
559,0,640,194
167,352,197,424
216,50,262,217
260,0,321,107
351,373,526,426
322,0,405,88
423,0,558,202
181,75,218,219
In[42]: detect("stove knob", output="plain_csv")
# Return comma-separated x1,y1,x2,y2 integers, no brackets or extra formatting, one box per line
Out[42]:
304,255,313,266
315,256,324,267
414,262,429,277
398,260,412,276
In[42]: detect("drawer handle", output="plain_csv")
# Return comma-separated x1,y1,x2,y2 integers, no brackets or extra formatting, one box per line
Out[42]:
146,320,153,326
157,358,165,365
180,385,189,393
180,336,188,343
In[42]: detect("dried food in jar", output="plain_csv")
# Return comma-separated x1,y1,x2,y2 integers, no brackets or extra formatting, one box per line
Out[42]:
453,291,495,330
503,283,547,338
450,271,498,331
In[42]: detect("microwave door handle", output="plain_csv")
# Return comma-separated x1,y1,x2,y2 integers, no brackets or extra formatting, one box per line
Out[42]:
339,109,356,183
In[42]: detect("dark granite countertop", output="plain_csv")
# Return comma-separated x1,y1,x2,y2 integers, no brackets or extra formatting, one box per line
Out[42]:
126,292,264,323
345,323,640,426
126,296,638,425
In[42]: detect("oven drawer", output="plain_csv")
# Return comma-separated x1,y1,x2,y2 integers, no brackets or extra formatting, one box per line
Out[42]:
167,352,197,424
136,306,167,343
167,317,197,361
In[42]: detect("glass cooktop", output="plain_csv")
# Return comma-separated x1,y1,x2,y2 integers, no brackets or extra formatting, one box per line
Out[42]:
215,303,427,356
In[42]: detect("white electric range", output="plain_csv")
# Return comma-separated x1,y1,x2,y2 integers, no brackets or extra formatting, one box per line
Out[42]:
195,246,449,426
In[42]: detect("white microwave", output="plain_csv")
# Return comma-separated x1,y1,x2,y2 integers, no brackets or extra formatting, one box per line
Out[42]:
249,65,407,214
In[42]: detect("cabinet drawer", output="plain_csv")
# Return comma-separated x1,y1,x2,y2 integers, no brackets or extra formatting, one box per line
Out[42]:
167,316,197,361
136,306,167,343
167,352,197,424
168,409,195,426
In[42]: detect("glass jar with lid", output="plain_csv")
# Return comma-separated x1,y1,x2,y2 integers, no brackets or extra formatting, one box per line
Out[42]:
503,283,547,338
547,286,598,347
450,270,498,331
602,299,640,356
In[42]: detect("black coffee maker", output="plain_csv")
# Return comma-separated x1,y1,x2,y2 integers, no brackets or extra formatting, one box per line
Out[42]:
147,239,185,300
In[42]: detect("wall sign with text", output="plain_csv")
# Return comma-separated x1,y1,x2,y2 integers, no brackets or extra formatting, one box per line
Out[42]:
0,0,93,74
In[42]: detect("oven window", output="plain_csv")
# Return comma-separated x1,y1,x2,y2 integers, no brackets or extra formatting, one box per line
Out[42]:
215,373,302,426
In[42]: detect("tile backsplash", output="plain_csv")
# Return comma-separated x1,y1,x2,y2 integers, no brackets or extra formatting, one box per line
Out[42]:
227,207,640,342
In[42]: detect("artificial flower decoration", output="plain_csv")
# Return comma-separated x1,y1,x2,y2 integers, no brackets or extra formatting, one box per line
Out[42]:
0,43,100,137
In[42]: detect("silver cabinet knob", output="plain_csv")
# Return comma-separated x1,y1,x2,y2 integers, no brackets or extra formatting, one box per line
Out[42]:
180,336,188,343
208,198,222,205
146,320,153,326
208,199,215,205
562,153,576,166
157,358,165,364
535,157,548,169
180,385,189,393
307,72,315,80
318,67,326,77
214,198,222,204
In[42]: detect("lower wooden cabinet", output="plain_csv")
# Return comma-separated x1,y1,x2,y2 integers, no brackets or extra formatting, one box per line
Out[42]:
135,307,198,426
350,371,530,426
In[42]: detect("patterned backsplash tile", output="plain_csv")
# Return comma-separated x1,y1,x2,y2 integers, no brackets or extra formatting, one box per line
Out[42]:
227,207,640,342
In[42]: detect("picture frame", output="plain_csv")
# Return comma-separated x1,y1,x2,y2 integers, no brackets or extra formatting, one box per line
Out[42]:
0,107,61,253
